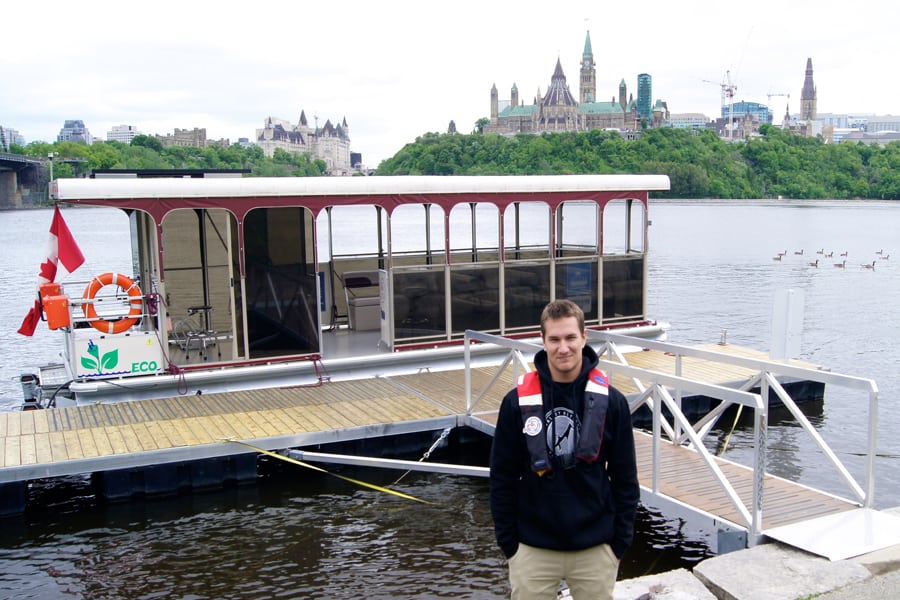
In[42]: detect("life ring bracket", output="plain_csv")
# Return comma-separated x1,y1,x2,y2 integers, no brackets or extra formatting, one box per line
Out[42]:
82,272,143,335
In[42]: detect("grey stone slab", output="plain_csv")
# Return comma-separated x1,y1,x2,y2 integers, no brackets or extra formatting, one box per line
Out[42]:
613,568,717,599
693,543,870,600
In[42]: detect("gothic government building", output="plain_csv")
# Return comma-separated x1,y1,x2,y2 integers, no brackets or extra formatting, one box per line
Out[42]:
485,31,669,135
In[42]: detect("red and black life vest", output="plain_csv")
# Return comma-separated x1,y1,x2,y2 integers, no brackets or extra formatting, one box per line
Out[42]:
517,368,610,476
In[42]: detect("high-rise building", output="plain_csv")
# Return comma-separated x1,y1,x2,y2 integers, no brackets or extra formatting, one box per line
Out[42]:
107,124,141,143
726,101,771,125
637,74,652,123
57,120,93,144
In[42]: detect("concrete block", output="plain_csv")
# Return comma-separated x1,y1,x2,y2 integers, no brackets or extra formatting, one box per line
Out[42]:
693,543,870,600
614,568,717,599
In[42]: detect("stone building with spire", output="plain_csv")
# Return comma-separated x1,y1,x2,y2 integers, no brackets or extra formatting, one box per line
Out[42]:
784,58,823,138
485,31,664,135
256,110,352,175
800,58,817,122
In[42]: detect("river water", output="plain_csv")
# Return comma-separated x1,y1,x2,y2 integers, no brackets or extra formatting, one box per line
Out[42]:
0,200,897,598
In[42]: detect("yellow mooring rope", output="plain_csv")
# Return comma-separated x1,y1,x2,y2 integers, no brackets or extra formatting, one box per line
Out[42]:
224,439,433,504
718,404,743,456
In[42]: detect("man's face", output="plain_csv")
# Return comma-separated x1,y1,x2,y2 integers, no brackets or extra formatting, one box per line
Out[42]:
542,315,587,383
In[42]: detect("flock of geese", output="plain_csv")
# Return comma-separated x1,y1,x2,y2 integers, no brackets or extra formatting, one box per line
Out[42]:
772,248,890,269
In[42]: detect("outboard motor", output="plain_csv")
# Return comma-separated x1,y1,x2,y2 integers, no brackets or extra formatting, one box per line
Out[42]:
20,373,42,410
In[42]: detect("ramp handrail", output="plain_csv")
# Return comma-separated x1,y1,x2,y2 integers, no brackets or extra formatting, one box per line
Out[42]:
463,330,765,536
589,331,879,508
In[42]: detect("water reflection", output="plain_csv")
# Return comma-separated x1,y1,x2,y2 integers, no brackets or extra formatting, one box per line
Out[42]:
1,462,713,599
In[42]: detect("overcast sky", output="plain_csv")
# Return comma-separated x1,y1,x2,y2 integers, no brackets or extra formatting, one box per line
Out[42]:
3,0,895,166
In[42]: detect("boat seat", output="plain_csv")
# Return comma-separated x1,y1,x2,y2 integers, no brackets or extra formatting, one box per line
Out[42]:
170,306,223,360
343,270,381,331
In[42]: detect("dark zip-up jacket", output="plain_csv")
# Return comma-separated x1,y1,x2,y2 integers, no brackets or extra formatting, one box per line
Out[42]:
489,345,640,559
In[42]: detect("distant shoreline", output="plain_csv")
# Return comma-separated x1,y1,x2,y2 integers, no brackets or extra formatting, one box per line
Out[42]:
648,197,898,206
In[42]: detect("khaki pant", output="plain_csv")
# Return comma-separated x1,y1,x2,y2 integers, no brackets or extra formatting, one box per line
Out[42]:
508,542,619,600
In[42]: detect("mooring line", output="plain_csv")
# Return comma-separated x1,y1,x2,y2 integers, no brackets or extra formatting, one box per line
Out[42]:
224,439,433,504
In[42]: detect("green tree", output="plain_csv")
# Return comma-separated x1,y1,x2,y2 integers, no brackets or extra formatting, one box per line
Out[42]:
131,134,163,153
87,142,122,170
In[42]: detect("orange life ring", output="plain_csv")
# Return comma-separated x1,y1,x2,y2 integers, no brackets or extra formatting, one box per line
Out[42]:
82,272,143,335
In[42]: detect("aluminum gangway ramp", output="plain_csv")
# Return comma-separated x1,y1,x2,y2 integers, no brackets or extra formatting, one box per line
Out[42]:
462,330,890,558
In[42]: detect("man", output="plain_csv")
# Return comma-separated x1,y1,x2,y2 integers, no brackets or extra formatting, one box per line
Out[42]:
490,299,640,600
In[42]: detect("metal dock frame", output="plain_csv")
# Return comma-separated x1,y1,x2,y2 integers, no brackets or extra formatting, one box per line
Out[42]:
462,329,879,548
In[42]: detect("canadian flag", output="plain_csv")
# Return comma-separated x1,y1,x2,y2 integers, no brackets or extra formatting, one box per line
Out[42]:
18,205,85,336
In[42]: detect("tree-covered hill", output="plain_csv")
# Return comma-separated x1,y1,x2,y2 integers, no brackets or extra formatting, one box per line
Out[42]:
12,126,899,199
378,125,900,200
12,135,327,180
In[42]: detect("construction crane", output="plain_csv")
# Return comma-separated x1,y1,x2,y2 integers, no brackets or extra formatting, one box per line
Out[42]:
702,70,738,141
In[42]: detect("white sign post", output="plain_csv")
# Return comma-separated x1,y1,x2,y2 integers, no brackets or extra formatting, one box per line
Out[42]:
770,288,804,361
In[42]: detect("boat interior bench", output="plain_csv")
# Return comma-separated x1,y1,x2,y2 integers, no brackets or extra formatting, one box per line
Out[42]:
343,270,381,330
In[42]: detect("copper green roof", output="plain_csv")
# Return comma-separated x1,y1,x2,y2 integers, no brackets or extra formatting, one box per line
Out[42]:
578,101,624,115
498,104,539,118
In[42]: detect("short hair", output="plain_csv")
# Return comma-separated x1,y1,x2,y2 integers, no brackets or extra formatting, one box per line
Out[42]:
540,299,585,336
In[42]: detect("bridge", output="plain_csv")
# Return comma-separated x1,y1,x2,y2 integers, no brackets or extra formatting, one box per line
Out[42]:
0,152,48,209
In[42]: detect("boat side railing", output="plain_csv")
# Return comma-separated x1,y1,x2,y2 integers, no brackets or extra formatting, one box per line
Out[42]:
462,329,879,542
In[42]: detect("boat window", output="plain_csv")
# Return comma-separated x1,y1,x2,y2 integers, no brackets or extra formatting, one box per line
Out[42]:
318,205,389,328
602,199,646,254
161,208,239,365
602,255,645,323
449,203,500,264
600,199,645,323
390,204,446,266
500,202,551,329
556,261,600,323
503,202,550,261
450,264,501,334
393,267,446,342
318,205,388,262
242,207,318,359
504,262,552,330
558,201,599,257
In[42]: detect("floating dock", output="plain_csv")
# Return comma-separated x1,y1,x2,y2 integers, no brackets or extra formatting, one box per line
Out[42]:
0,340,878,560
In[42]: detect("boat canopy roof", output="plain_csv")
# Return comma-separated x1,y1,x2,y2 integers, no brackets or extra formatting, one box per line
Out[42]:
53,174,670,220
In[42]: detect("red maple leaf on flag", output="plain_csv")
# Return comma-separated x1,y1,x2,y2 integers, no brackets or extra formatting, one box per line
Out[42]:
39,258,58,283
18,205,85,336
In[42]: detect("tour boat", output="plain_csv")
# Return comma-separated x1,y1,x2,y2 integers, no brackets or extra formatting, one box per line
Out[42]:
22,174,670,408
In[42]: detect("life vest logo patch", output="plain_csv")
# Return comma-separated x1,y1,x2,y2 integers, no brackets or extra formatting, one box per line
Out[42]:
523,416,543,436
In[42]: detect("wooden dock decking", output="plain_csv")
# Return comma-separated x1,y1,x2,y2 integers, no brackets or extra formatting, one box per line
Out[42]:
633,433,852,531
0,343,856,538
0,371,499,482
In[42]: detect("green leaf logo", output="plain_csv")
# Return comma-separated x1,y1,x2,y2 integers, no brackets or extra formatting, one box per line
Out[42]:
101,349,119,370
81,340,120,374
